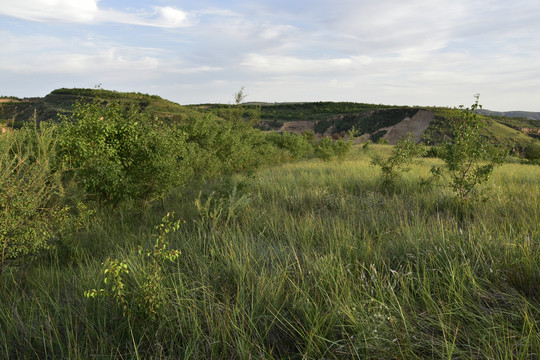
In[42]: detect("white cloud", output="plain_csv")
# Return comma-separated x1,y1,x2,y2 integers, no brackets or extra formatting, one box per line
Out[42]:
0,0,195,28
0,0,99,22
242,54,349,74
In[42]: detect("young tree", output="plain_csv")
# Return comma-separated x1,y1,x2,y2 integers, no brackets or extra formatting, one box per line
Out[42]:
371,132,425,190
58,100,191,206
431,94,506,200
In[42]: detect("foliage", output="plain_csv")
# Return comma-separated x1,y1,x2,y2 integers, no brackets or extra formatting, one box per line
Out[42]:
371,132,425,189
1,149,540,358
180,112,270,178
523,140,540,162
194,185,252,229
58,100,191,206
0,121,66,273
362,140,372,150
312,132,354,162
265,132,313,160
85,212,181,320
430,95,506,199
313,137,336,161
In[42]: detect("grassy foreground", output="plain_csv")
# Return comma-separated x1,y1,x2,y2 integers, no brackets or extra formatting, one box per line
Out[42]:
1,146,539,359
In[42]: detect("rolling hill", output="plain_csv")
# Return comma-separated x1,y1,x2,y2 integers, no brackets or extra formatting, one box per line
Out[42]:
2,88,538,147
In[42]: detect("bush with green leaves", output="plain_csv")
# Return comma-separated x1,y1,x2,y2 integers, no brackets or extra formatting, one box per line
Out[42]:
0,122,65,272
371,132,425,189
85,212,181,320
180,113,271,178
265,132,313,160
430,95,506,199
523,140,540,164
314,136,353,162
59,100,191,206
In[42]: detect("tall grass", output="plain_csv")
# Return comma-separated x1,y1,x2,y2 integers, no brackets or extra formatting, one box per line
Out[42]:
1,147,538,359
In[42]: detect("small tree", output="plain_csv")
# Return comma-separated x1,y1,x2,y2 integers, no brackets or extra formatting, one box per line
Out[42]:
0,122,64,273
59,100,191,206
430,94,506,200
233,86,248,105
371,132,425,190
85,212,181,320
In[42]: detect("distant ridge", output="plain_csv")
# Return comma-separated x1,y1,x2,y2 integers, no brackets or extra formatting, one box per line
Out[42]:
1,89,539,146
477,109,540,121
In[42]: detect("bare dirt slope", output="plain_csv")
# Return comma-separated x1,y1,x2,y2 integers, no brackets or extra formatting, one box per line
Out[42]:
381,110,434,144
277,121,314,133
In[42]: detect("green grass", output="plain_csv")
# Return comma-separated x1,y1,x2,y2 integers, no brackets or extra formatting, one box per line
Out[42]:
1,148,539,358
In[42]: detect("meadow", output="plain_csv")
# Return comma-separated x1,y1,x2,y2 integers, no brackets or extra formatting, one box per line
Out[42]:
1,142,538,359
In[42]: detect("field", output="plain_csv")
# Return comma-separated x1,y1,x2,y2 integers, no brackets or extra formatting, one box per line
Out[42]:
1,145,538,359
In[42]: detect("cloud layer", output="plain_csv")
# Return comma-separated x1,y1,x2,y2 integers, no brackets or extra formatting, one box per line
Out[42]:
0,0,194,27
1,0,540,111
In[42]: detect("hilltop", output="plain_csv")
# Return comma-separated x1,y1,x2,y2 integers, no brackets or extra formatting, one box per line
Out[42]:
0,88,202,126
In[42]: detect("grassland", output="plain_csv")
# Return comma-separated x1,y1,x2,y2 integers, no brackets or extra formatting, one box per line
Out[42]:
1,145,538,359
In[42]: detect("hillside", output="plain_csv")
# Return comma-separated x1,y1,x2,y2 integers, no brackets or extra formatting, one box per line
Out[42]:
0,88,202,127
2,89,538,147
477,109,540,121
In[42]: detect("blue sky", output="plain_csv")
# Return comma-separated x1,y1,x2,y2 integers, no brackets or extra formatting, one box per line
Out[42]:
1,0,539,111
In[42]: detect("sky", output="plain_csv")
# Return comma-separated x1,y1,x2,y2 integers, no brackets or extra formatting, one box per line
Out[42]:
1,0,539,111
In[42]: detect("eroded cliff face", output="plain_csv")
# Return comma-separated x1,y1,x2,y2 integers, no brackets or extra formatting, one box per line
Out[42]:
521,127,540,134
264,108,435,144
378,110,434,144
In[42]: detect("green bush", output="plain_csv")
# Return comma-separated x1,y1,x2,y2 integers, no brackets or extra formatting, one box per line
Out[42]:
0,122,65,272
265,132,313,160
314,136,353,162
58,100,191,206
523,140,540,161
430,95,506,199
371,132,425,189
85,212,181,320
314,137,336,161
180,113,270,178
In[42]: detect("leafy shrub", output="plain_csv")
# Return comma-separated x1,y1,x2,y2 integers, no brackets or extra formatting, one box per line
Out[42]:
314,137,336,161
180,113,269,178
523,140,540,161
59,100,191,206
430,95,506,199
0,122,65,272
371,132,425,190
85,212,181,320
314,136,353,162
265,132,313,160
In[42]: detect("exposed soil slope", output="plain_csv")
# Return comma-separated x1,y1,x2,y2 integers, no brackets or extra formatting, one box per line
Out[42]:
380,110,434,144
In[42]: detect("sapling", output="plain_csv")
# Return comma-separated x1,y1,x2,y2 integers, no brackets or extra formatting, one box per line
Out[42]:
371,132,425,190
430,94,506,200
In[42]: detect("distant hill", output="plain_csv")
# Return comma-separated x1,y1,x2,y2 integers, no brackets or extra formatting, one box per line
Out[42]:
477,109,540,121
0,88,202,127
1,89,538,147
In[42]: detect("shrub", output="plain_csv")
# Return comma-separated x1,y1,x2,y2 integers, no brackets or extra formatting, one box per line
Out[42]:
85,212,181,320
265,132,313,159
430,95,506,199
181,113,269,178
377,137,390,145
314,136,353,162
58,100,191,206
0,122,65,272
371,132,425,190
314,137,336,161
523,140,540,161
